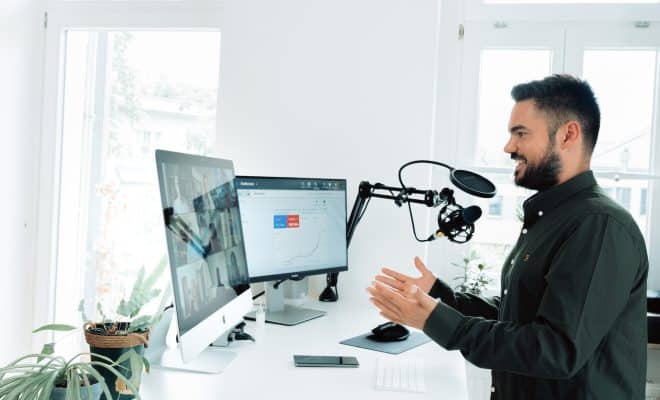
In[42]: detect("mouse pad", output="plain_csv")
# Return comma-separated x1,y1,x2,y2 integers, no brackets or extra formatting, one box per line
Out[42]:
340,331,431,354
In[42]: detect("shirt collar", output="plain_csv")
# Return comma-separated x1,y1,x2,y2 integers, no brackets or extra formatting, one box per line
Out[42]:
522,170,597,228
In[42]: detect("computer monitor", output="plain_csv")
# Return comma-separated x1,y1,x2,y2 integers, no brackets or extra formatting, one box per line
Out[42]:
154,150,252,373
235,176,347,325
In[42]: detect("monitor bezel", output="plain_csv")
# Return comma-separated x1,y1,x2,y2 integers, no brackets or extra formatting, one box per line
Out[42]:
235,175,348,283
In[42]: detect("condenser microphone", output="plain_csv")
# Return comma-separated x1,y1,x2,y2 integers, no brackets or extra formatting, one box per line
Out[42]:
431,204,482,243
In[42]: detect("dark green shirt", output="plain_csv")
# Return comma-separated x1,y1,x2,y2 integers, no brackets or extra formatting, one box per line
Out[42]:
423,171,648,399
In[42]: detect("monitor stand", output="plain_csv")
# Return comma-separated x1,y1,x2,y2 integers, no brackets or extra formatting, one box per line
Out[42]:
145,307,237,374
244,281,326,326
152,346,236,374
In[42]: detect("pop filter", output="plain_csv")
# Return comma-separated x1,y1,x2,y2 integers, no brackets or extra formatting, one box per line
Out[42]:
450,169,497,198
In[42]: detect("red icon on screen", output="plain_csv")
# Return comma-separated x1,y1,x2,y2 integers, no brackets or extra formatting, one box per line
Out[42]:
287,215,300,228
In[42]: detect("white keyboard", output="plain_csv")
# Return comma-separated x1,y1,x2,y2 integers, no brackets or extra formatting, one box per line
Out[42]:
375,357,426,393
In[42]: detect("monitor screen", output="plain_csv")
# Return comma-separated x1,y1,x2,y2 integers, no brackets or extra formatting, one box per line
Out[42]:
156,150,250,336
235,176,348,282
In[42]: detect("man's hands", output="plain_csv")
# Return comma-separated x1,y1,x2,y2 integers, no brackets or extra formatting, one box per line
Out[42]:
376,256,437,294
366,257,439,330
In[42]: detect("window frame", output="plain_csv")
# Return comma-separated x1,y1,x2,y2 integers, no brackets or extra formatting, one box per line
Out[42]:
465,0,660,23
565,23,660,287
454,15,660,289
457,22,565,171
34,1,223,331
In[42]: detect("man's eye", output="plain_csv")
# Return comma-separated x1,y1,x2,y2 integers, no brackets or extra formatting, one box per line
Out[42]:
516,131,526,137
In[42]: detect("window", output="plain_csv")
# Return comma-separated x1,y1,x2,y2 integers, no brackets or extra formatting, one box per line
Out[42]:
582,50,656,173
456,17,660,287
641,188,648,216
488,195,503,216
476,50,553,167
615,187,632,210
51,29,221,327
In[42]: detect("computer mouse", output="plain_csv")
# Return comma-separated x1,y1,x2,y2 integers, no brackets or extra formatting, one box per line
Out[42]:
367,322,410,342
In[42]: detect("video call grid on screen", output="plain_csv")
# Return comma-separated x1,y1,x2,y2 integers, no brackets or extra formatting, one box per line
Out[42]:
235,176,348,282
156,151,250,335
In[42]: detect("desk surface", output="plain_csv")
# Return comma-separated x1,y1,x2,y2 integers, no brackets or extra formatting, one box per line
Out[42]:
141,298,469,399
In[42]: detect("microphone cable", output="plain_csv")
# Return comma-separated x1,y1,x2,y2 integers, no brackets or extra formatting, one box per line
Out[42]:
398,160,453,243
398,159,453,188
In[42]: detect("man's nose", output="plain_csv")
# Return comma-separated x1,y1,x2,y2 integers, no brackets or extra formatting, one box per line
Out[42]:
503,136,516,154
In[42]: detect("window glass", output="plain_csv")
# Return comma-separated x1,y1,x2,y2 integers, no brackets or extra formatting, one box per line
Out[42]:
488,195,503,216
468,172,534,286
583,50,657,173
599,178,649,236
475,50,552,168
55,30,221,324
641,188,648,216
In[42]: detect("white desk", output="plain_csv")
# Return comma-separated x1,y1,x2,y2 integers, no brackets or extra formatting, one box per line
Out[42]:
141,298,468,399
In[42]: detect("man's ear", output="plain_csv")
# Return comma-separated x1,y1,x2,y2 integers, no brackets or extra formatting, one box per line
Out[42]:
559,120,581,150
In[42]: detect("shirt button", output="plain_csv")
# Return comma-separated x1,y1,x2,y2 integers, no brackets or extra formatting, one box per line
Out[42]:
538,210,544,216
522,228,528,234
504,289,508,295
491,386,496,393
510,260,514,265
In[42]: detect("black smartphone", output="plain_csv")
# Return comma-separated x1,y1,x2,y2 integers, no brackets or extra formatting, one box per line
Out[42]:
293,355,359,368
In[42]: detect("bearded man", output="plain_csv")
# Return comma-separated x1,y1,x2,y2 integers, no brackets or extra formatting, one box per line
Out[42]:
368,74,649,399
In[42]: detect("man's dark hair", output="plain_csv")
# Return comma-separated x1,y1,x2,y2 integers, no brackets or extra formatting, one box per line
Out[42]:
511,74,600,154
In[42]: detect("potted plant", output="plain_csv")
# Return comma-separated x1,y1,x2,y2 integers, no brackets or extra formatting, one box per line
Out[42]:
452,248,492,295
0,324,139,400
81,262,166,400
452,249,494,400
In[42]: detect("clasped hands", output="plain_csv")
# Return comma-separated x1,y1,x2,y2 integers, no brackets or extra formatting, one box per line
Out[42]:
366,256,439,331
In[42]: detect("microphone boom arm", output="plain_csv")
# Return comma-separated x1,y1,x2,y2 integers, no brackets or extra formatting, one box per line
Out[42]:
320,181,456,302
346,181,449,246
319,160,496,302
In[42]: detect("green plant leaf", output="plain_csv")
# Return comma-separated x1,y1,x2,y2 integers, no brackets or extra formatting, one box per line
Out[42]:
142,356,150,373
78,299,88,322
80,364,112,399
23,370,54,399
37,343,55,362
77,363,113,400
97,301,106,321
88,360,142,399
38,369,59,400
128,350,143,389
128,315,151,333
80,366,93,400
114,349,134,366
32,324,77,334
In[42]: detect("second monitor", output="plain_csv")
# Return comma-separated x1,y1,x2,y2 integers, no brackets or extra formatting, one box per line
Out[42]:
235,176,347,325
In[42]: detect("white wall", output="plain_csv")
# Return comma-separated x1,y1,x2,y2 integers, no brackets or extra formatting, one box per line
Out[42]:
218,0,455,307
0,0,45,363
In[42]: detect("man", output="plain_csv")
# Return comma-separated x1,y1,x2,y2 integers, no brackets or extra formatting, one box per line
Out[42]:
367,74,648,399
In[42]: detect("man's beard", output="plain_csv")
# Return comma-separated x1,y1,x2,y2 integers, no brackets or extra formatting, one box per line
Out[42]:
511,145,561,191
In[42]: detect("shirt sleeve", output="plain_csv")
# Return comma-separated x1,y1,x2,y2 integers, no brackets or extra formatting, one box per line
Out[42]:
428,278,500,320
423,214,647,379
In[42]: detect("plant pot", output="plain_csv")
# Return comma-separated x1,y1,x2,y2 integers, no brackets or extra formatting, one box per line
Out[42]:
465,360,492,400
84,323,150,400
51,381,103,400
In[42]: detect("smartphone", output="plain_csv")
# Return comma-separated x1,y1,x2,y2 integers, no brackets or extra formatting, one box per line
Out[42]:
293,355,359,368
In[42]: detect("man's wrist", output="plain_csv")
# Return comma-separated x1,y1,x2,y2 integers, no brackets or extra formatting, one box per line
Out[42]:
422,300,464,348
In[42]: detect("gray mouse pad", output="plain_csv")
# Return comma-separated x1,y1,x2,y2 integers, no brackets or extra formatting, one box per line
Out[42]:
340,331,431,354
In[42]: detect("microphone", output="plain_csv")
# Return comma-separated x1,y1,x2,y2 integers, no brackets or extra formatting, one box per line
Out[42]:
430,204,482,243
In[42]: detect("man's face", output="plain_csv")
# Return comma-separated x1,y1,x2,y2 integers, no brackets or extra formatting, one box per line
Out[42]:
504,100,562,191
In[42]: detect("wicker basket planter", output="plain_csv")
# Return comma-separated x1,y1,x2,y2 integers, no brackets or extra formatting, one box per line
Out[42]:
84,322,150,400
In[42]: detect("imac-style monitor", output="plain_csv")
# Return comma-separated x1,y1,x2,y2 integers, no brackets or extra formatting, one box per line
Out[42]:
155,150,252,373
235,176,347,325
